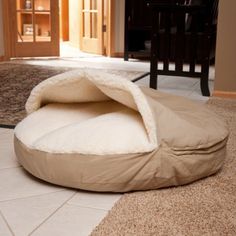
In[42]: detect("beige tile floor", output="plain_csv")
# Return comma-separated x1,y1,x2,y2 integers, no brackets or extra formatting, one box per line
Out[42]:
0,53,214,235
0,128,120,236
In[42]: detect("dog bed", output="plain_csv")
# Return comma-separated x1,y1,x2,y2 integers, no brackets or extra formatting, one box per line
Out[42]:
14,69,229,192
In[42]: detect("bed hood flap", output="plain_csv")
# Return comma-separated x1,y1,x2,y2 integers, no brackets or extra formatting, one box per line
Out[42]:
25,69,157,147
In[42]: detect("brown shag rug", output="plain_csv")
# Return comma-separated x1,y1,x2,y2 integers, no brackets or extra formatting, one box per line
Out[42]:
91,97,236,236
0,63,144,126
0,63,69,126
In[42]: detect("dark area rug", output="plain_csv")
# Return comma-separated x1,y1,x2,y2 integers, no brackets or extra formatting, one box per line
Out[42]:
0,63,70,127
91,97,236,236
0,63,145,127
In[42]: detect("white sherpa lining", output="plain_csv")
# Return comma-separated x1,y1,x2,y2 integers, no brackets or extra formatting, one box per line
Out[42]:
21,69,158,154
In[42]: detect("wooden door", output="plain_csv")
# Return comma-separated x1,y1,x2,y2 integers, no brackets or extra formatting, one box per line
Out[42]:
80,0,103,54
10,0,59,57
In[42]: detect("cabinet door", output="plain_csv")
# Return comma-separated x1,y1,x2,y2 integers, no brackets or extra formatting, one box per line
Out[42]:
12,0,59,57
80,0,103,54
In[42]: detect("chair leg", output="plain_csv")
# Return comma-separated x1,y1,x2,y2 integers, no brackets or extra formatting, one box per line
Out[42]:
200,76,210,96
201,60,210,96
150,72,158,89
124,52,129,61
150,57,158,89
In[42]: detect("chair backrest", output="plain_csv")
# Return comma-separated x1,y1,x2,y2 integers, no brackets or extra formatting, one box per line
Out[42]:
147,0,218,75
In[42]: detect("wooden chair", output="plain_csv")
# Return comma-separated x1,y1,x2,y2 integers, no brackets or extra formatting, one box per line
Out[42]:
147,0,218,96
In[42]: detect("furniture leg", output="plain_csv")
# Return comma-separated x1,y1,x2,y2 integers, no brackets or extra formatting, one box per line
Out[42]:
150,58,158,89
200,62,210,96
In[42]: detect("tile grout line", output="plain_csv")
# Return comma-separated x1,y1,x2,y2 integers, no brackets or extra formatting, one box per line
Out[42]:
0,189,70,203
187,84,200,97
0,209,15,236
0,165,22,171
28,191,77,235
0,166,24,171
66,202,112,212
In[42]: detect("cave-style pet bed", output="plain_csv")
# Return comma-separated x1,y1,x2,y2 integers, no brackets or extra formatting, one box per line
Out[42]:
14,69,229,192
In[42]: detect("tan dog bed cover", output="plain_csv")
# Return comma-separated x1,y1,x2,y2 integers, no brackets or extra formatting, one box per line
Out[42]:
14,69,229,192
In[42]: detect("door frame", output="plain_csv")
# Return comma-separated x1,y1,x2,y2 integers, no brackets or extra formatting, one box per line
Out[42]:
2,0,13,60
59,0,69,41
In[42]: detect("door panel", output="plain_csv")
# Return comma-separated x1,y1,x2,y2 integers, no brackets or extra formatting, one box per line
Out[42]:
80,0,103,54
11,0,59,57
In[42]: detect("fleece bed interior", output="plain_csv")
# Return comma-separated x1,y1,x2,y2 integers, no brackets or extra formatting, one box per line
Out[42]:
15,100,154,155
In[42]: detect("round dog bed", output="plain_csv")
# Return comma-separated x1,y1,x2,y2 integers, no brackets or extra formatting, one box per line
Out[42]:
14,69,229,192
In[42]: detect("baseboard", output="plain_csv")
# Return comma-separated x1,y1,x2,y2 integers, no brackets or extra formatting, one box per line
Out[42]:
0,56,5,61
213,90,236,99
110,52,124,58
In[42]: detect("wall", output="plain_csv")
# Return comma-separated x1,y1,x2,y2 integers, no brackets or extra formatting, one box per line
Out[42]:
0,0,4,57
114,0,125,54
68,0,80,48
214,0,236,93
